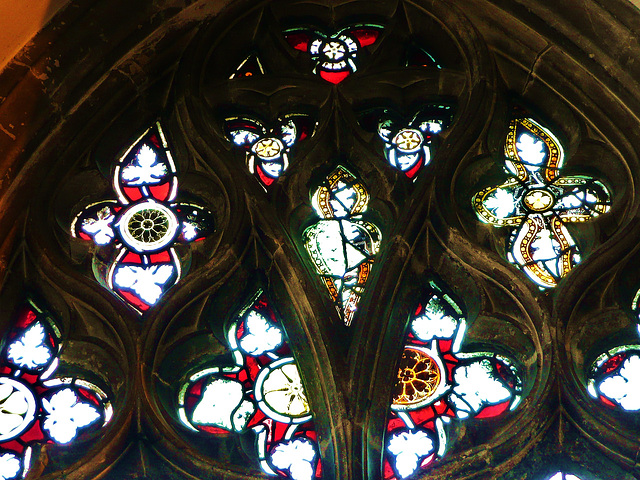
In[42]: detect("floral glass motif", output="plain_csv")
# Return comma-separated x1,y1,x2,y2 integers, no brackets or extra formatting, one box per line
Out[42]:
384,279,522,479
177,294,320,480
0,300,112,480
472,117,611,289
284,25,383,84
224,116,314,189
71,122,214,312
303,166,382,326
377,105,453,179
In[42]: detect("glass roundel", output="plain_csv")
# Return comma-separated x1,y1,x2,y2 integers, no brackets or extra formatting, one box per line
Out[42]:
117,200,179,252
255,357,312,422
322,40,348,60
392,129,424,152
392,347,442,408
253,138,284,160
0,377,38,442
523,189,555,212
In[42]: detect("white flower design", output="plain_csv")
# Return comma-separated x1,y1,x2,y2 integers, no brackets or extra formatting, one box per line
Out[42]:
484,188,516,219
7,322,52,370
450,359,511,418
0,452,21,480
516,132,546,166
387,430,434,479
0,384,29,437
599,354,640,411
81,206,115,245
121,144,167,185
113,264,175,305
191,378,254,432
42,388,100,444
270,438,317,480
239,311,283,356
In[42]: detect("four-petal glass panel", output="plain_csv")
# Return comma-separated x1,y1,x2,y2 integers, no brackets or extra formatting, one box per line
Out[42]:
473,117,611,288
177,294,320,480
384,279,522,479
71,122,214,312
0,300,111,480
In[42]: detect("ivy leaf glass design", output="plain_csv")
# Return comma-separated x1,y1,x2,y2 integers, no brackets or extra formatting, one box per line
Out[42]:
473,117,611,288
303,166,382,326
177,294,320,480
284,25,383,84
377,105,453,179
588,343,640,411
71,122,214,312
224,116,313,189
0,300,112,480
384,280,522,479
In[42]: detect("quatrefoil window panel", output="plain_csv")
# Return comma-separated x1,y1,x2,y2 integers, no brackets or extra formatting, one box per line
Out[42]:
177,294,320,480
384,280,522,479
473,117,611,288
0,300,112,480
71,122,214,312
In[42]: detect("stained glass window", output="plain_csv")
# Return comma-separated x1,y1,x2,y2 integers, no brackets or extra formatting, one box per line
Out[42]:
546,473,584,480
230,54,265,78
588,345,640,411
71,122,214,312
0,300,111,480
284,25,383,83
177,293,320,480
302,166,382,325
472,117,611,288
375,105,453,179
383,279,521,479
224,116,314,189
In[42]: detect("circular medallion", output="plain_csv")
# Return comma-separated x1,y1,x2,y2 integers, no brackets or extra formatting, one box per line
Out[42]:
523,189,554,212
392,347,442,409
322,41,347,61
118,200,179,252
392,129,424,152
0,377,37,442
253,138,283,160
254,357,312,423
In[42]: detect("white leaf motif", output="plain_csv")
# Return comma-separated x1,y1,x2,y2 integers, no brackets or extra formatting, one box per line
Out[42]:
113,264,175,305
516,132,546,166
239,311,283,356
450,360,511,418
43,388,100,444
230,129,260,147
81,207,115,245
270,438,317,480
484,188,516,219
0,452,21,480
191,378,255,431
411,297,458,342
121,144,168,185
7,322,52,369
599,354,640,410
387,430,434,479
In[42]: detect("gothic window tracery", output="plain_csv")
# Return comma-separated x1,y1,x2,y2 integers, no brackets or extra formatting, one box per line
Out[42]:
1,0,639,479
